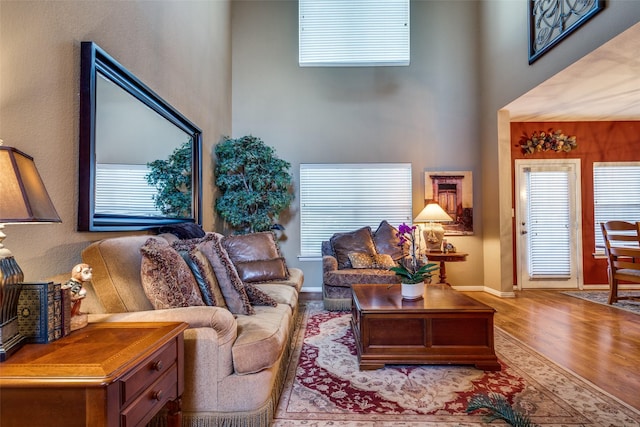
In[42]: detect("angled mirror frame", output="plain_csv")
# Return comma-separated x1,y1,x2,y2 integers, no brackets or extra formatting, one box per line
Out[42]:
79,41,202,231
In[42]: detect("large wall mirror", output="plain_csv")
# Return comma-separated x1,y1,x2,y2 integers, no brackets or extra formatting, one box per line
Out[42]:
79,41,202,231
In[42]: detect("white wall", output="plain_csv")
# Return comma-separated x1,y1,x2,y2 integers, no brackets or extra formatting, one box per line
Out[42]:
0,1,232,281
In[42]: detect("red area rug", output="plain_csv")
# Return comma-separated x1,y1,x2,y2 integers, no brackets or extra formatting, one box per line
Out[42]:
274,301,640,426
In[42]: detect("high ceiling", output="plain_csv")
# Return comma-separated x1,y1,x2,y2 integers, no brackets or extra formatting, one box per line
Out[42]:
504,22,640,122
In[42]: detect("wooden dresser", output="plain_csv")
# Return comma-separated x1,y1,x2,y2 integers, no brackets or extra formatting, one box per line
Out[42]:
0,322,188,427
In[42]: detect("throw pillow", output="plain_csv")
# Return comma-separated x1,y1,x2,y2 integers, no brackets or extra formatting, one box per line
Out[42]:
140,238,205,310
173,236,227,308
373,220,406,261
222,232,290,282
197,234,255,315
373,253,396,269
348,252,375,269
330,226,377,269
348,252,397,269
244,283,278,307
233,258,289,283
158,222,206,239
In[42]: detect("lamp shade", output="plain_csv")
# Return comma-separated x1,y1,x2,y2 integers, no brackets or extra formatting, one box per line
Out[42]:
413,200,453,223
0,146,61,223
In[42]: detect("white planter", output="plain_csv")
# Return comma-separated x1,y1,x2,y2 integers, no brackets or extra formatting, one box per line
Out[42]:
401,281,425,300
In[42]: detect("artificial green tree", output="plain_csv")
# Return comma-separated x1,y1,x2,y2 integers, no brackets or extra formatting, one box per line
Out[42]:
215,135,293,234
146,140,192,218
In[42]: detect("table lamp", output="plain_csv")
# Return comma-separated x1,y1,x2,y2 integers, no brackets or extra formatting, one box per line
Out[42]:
414,200,452,252
0,143,61,361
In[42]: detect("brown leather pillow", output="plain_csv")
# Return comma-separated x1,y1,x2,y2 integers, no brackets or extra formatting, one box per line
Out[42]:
234,258,289,283
223,232,281,262
373,220,406,261
330,226,376,269
222,232,290,283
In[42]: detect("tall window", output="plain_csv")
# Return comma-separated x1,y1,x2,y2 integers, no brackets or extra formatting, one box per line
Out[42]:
593,162,640,251
299,0,410,67
299,163,412,257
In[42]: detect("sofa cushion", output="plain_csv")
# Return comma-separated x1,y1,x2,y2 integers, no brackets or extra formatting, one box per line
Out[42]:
330,226,377,269
223,232,290,283
197,234,255,315
373,220,405,261
140,238,205,309
233,304,291,374
323,267,400,288
254,283,298,309
173,236,227,308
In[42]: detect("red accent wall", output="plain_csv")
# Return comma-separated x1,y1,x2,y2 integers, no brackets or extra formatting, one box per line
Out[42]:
510,121,640,285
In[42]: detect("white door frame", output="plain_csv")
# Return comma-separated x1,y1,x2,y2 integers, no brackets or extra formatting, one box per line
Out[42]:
515,159,583,290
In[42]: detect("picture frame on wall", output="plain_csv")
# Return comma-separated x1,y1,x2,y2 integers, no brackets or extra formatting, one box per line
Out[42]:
425,171,473,236
528,0,604,64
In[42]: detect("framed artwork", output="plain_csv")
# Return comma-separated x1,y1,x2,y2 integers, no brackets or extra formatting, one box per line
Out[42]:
528,0,604,64
424,171,473,236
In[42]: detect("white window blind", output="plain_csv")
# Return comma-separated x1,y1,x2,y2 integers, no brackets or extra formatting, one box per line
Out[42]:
526,169,571,278
593,162,640,251
299,0,410,67
299,163,412,257
95,164,162,217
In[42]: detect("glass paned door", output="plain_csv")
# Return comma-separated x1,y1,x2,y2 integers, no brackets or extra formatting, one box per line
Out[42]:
515,160,582,289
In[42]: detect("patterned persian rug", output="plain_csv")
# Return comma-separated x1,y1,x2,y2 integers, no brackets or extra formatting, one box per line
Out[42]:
274,301,640,426
561,291,640,314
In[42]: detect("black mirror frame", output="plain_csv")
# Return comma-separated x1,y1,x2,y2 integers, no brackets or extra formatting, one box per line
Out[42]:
78,41,202,231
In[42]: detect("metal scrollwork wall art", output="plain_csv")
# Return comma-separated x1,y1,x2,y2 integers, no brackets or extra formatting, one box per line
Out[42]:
529,0,604,64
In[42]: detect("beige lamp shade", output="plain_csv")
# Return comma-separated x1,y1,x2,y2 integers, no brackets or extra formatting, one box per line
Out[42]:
0,146,61,223
413,201,452,252
413,200,453,223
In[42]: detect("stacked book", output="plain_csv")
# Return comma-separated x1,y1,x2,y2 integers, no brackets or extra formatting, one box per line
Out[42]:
17,282,72,343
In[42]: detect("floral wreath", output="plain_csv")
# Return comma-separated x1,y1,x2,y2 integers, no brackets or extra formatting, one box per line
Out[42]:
517,129,577,155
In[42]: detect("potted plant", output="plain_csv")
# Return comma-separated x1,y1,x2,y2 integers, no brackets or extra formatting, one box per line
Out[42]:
215,135,293,234
390,223,439,300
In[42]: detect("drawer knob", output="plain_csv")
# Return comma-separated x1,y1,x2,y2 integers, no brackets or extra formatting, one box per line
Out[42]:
152,360,163,371
152,390,164,401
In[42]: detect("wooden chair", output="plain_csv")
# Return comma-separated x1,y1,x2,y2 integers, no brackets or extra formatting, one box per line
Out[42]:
600,221,640,304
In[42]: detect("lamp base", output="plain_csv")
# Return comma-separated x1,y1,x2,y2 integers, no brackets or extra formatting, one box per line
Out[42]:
0,283,26,362
0,320,26,362
423,224,445,252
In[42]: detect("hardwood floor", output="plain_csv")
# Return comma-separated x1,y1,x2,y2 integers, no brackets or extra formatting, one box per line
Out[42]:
461,290,640,410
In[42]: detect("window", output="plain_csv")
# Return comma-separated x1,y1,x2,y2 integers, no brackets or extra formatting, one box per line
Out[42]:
95,164,162,217
299,163,412,258
593,162,640,251
299,0,410,67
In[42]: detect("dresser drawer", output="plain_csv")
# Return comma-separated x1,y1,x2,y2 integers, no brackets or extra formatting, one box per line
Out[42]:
120,338,178,408
121,364,179,427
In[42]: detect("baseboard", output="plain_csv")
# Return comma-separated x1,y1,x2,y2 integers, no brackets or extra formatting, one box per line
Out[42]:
481,286,516,298
301,287,322,293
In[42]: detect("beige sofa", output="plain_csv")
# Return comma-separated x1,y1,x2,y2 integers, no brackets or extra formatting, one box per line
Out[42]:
56,232,303,427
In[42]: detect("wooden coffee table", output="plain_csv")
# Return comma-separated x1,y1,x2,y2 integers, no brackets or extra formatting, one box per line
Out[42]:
351,283,500,371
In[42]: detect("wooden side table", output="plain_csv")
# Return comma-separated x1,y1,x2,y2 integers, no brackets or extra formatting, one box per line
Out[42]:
425,251,468,285
0,321,188,427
